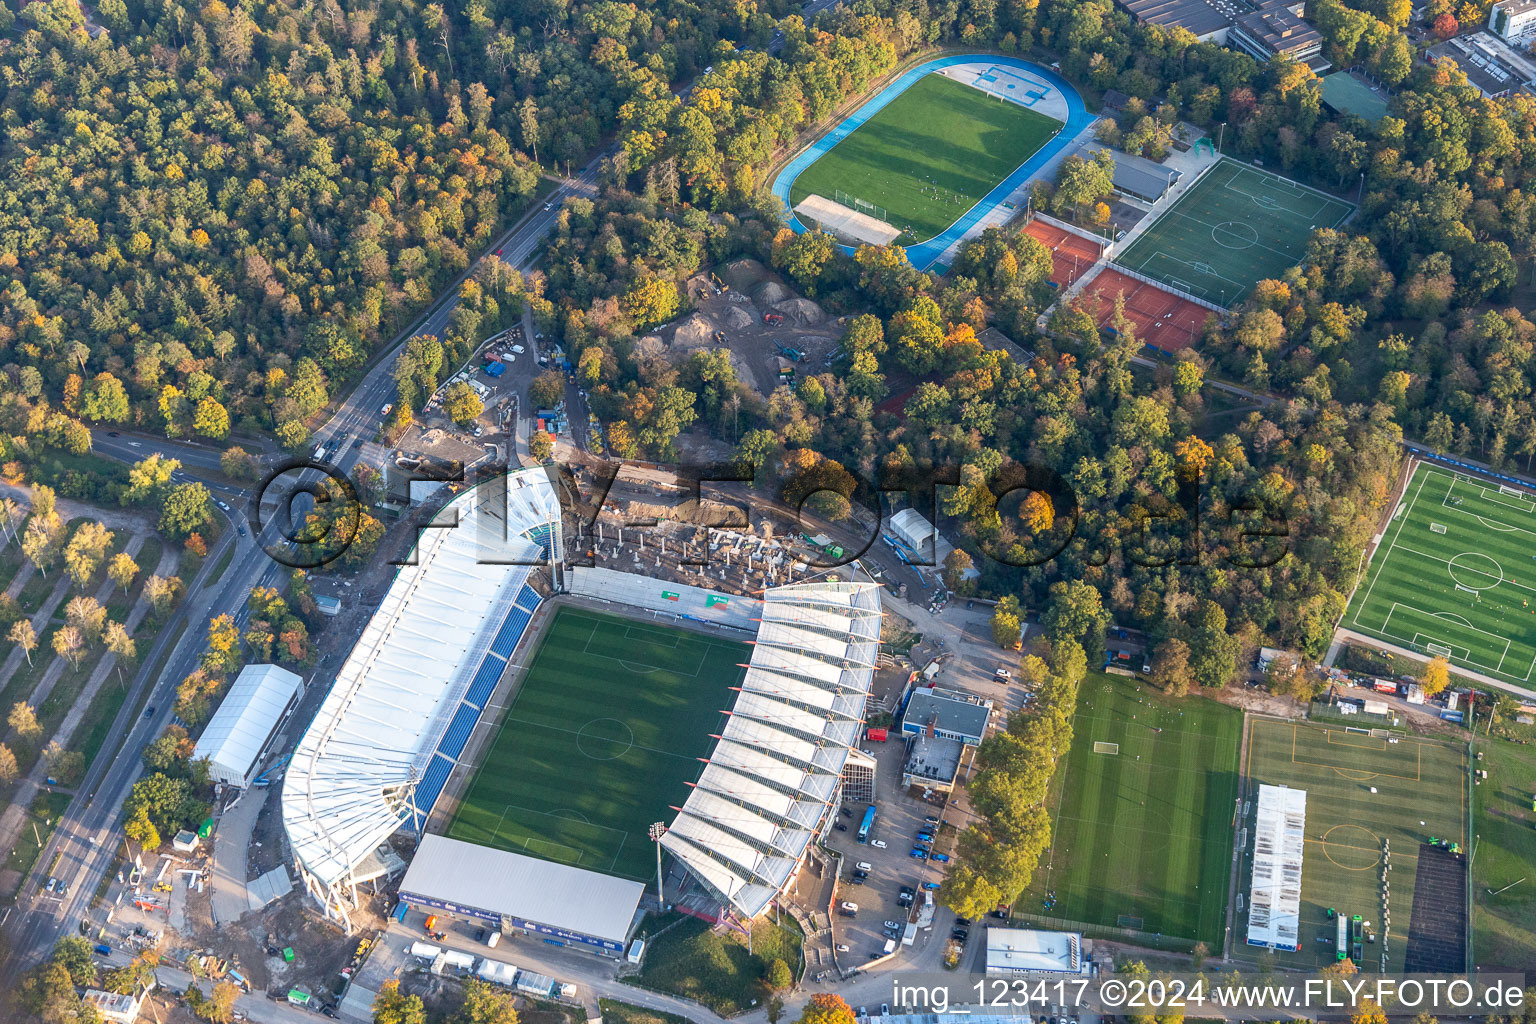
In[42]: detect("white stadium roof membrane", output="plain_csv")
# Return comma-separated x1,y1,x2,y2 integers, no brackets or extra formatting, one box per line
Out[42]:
662,580,881,918
282,471,560,922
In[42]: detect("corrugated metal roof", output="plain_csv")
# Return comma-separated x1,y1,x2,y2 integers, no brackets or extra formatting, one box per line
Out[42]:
662,581,881,918
282,471,561,892
193,664,302,786
1247,784,1307,950
400,835,643,944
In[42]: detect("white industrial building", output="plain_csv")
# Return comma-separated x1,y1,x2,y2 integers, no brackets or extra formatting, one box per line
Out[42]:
192,664,303,787
887,508,956,569
282,470,561,928
1247,784,1307,951
985,927,1092,974
1490,0,1536,42
398,835,645,954
661,580,881,919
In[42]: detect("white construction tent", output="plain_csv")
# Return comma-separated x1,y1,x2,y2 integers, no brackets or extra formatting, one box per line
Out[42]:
192,664,302,787
282,470,562,928
1247,784,1307,951
661,580,881,919
794,194,902,247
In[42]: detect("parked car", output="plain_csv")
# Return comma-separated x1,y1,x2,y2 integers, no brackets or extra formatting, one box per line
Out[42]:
915,831,934,843
835,944,850,952
834,822,847,832
884,920,902,930
923,881,942,891
852,869,868,879
855,861,872,871
932,852,950,863
869,839,887,849
909,848,928,859
923,816,940,825
840,901,859,912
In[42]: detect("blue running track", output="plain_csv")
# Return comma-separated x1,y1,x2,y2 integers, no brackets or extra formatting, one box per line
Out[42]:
770,55,1093,270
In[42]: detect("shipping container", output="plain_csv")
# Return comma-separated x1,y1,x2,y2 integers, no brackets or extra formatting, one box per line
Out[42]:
865,727,888,742
1441,710,1464,723
1373,679,1399,694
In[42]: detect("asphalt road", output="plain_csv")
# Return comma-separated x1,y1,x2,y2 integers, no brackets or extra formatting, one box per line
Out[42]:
0,155,606,988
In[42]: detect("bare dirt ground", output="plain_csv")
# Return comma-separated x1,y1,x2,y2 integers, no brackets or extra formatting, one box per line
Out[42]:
639,259,844,398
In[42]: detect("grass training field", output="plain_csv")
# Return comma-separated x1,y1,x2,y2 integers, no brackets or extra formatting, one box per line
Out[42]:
447,608,747,881
1242,717,1467,970
788,73,1061,244
1470,736,1536,970
1028,671,1242,947
1113,158,1354,306
1344,463,1536,688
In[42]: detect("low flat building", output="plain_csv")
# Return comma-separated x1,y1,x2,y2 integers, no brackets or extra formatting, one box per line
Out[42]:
1115,0,1234,40
985,927,1092,975
1107,149,1179,202
1229,0,1326,69
901,733,963,793
398,835,644,955
1490,0,1536,43
1427,30,1536,98
901,686,993,746
1317,72,1390,122
84,989,145,1024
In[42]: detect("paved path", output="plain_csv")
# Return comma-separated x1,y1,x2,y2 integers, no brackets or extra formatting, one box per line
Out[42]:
209,785,271,926
0,535,173,888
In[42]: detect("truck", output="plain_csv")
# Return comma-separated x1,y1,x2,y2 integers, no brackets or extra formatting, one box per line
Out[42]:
381,403,394,417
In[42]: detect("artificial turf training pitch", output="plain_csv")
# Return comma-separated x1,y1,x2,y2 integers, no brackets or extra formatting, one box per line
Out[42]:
788,73,1061,244
1027,671,1242,947
1242,717,1467,970
1113,158,1354,306
1344,462,1536,687
446,607,748,881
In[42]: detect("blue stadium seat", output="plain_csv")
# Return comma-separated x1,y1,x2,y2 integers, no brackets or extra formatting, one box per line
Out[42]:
410,754,456,830
464,657,505,710
436,702,481,760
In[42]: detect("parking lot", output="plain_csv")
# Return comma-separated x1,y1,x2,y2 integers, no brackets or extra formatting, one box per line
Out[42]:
823,727,970,967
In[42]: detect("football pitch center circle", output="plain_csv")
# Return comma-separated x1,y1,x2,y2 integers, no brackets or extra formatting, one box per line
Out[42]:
575,717,636,761
1211,221,1259,250
1447,551,1503,591
1320,823,1382,870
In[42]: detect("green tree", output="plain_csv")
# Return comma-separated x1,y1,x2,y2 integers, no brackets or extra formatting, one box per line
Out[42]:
373,980,428,1024
990,595,1022,648
81,372,130,422
108,551,139,593
219,447,260,481
452,979,519,1024
442,382,484,427
529,432,554,461
160,483,212,539
193,397,231,439
530,370,566,408
765,958,793,993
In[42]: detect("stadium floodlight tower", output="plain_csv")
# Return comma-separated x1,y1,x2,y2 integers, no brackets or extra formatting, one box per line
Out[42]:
282,468,563,931
649,821,667,902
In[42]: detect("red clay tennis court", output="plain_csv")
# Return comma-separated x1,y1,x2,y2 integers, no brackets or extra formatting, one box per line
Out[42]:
1024,219,1104,289
1078,266,1212,353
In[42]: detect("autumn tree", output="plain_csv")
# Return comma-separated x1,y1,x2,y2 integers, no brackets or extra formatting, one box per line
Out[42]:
107,552,139,593
442,382,484,426
1421,656,1450,697
161,483,212,539
373,980,428,1024
991,594,1023,648
1149,638,1193,696
0,744,17,784
10,619,37,665
9,700,42,740
796,994,857,1024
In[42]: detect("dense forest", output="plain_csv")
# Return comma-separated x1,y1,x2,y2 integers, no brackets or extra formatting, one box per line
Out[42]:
5,0,1536,959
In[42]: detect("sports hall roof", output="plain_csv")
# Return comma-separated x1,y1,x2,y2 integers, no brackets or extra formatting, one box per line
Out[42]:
193,663,302,787
1247,783,1307,951
661,580,881,918
399,835,643,945
282,471,560,901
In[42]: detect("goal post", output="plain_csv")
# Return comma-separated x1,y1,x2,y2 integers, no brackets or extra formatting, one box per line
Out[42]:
1499,484,1526,497
1430,523,1447,533
1093,741,1120,755
1427,642,1454,657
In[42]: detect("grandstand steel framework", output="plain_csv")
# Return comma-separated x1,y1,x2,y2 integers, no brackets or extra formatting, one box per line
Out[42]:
661,580,882,918
282,470,562,929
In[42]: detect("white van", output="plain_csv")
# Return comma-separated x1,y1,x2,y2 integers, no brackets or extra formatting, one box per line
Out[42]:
855,861,872,872
882,939,896,954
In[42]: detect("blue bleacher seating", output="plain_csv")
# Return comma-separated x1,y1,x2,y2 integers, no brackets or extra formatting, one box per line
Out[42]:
410,754,456,830
437,702,481,760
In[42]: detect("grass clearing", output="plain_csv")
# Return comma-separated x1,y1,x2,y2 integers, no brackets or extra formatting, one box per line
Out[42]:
205,542,236,587
447,608,747,882
1344,463,1536,688
1470,735,1536,970
1114,158,1353,305
598,1000,694,1024
1027,670,1241,947
630,912,801,1016
2,789,70,901
788,73,1060,244
1241,717,1467,970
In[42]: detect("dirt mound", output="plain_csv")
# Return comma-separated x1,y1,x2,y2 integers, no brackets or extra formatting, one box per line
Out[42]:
721,305,756,329
721,258,770,292
753,280,791,307
773,297,824,324
671,312,719,350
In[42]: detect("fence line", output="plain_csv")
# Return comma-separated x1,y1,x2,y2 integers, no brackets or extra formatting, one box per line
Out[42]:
1098,261,1231,316
1031,211,1112,247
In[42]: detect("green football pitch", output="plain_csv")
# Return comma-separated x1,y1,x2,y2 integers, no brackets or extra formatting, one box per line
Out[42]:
1026,671,1242,946
446,608,748,881
788,73,1061,244
1113,158,1354,306
1344,463,1536,687
1242,717,1467,970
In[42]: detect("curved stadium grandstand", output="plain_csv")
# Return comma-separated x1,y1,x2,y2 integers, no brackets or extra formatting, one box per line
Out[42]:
281,467,881,946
